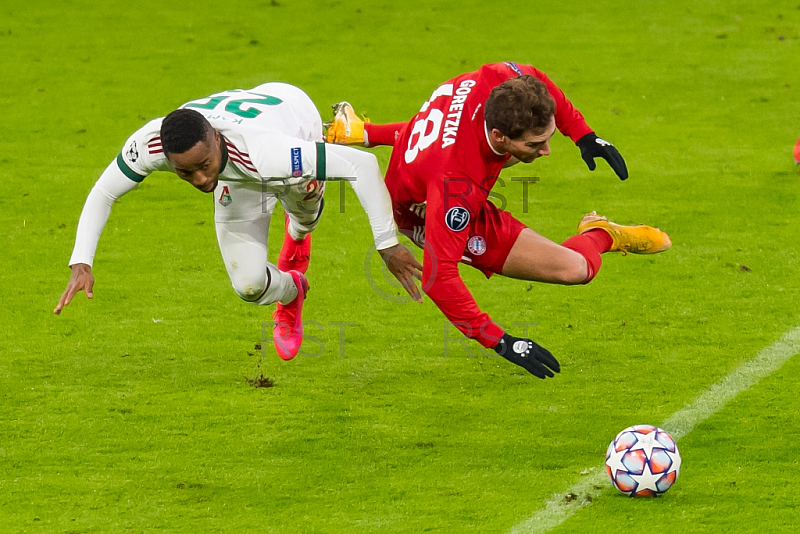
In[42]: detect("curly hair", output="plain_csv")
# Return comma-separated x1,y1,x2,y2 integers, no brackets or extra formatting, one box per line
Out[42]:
160,108,213,155
484,75,556,140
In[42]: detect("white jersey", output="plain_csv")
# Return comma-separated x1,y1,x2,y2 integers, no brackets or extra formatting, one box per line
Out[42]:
117,119,328,226
116,83,327,222
68,83,397,266
117,82,324,180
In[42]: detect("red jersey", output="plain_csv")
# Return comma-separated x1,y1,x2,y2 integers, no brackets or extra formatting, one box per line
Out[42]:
384,62,593,348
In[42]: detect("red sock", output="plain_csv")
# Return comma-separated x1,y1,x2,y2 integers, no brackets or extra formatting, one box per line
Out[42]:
560,229,613,283
365,122,406,147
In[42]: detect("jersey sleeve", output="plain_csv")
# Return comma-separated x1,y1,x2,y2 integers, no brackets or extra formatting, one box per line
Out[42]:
68,119,169,267
68,160,140,266
324,144,399,250
248,133,399,250
421,173,505,349
245,131,321,180
115,118,172,181
520,65,594,143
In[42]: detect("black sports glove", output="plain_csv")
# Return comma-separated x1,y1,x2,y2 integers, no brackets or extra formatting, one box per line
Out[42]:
493,333,560,379
576,132,628,181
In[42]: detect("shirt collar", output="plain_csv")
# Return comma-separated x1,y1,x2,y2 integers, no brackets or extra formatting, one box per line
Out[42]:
218,134,229,174
484,121,505,156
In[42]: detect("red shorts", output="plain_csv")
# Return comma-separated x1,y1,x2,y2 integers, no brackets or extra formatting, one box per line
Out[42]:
393,200,527,278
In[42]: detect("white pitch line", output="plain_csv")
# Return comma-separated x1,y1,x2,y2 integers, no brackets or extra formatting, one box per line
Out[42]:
507,325,800,534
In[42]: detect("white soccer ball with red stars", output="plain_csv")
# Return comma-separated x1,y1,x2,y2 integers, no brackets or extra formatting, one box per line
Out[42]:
605,424,681,497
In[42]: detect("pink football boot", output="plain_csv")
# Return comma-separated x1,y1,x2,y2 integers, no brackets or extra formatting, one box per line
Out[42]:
272,270,309,360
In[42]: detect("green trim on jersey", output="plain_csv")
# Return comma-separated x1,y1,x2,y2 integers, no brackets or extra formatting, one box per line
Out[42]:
116,153,147,183
315,142,326,181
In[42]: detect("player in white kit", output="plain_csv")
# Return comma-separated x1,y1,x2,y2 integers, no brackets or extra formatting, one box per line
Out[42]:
54,83,423,360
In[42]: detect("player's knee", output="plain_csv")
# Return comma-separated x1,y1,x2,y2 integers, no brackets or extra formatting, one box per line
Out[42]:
231,275,269,303
558,258,591,285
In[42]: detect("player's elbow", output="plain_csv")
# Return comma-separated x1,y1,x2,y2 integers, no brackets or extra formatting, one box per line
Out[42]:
347,147,380,176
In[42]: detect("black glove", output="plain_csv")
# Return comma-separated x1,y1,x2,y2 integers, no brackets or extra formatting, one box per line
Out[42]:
576,132,628,181
493,333,560,379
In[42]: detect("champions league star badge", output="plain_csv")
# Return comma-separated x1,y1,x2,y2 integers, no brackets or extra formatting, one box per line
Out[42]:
467,235,487,256
445,206,470,232
125,140,139,163
218,185,232,207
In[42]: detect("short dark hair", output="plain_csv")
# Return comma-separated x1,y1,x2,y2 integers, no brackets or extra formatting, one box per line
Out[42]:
160,108,212,155
484,75,556,140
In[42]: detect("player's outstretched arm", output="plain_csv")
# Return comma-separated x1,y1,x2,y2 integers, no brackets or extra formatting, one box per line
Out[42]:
378,244,424,302
494,332,560,379
54,263,94,314
56,157,142,315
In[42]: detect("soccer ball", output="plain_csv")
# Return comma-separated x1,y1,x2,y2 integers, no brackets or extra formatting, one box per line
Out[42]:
605,424,681,497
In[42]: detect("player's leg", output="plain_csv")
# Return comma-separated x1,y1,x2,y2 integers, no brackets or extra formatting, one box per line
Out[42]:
326,102,406,147
215,193,309,360
278,213,312,274
215,215,300,306
273,181,325,359
274,169,324,277
577,211,672,255
457,203,592,284
501,212,672,284
364,122,406,147
279,179,325,244
215,189,297,306
501,228,607,284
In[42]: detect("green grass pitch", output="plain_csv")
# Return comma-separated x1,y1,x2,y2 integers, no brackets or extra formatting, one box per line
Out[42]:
2,0,800,532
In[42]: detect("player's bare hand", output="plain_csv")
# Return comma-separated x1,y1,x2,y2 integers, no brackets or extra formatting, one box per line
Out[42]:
378,244,424,303
54,263,94,315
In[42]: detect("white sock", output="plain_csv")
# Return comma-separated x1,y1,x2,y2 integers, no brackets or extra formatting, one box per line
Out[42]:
253,264,298,306
286,218,308,241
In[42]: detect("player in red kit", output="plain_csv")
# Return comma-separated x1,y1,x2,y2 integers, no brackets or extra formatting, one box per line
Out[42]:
325,62,671,378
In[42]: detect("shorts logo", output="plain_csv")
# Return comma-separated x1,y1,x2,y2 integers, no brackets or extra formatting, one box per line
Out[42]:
125,141,139,163
291,147,303,177
445,206,470,232
218,185,232,207
467,235,487,256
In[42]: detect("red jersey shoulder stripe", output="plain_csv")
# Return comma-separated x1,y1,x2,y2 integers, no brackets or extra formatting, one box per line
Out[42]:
228,154,258,173
225,141,254,163
147,136,163,155
225,140,258,172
